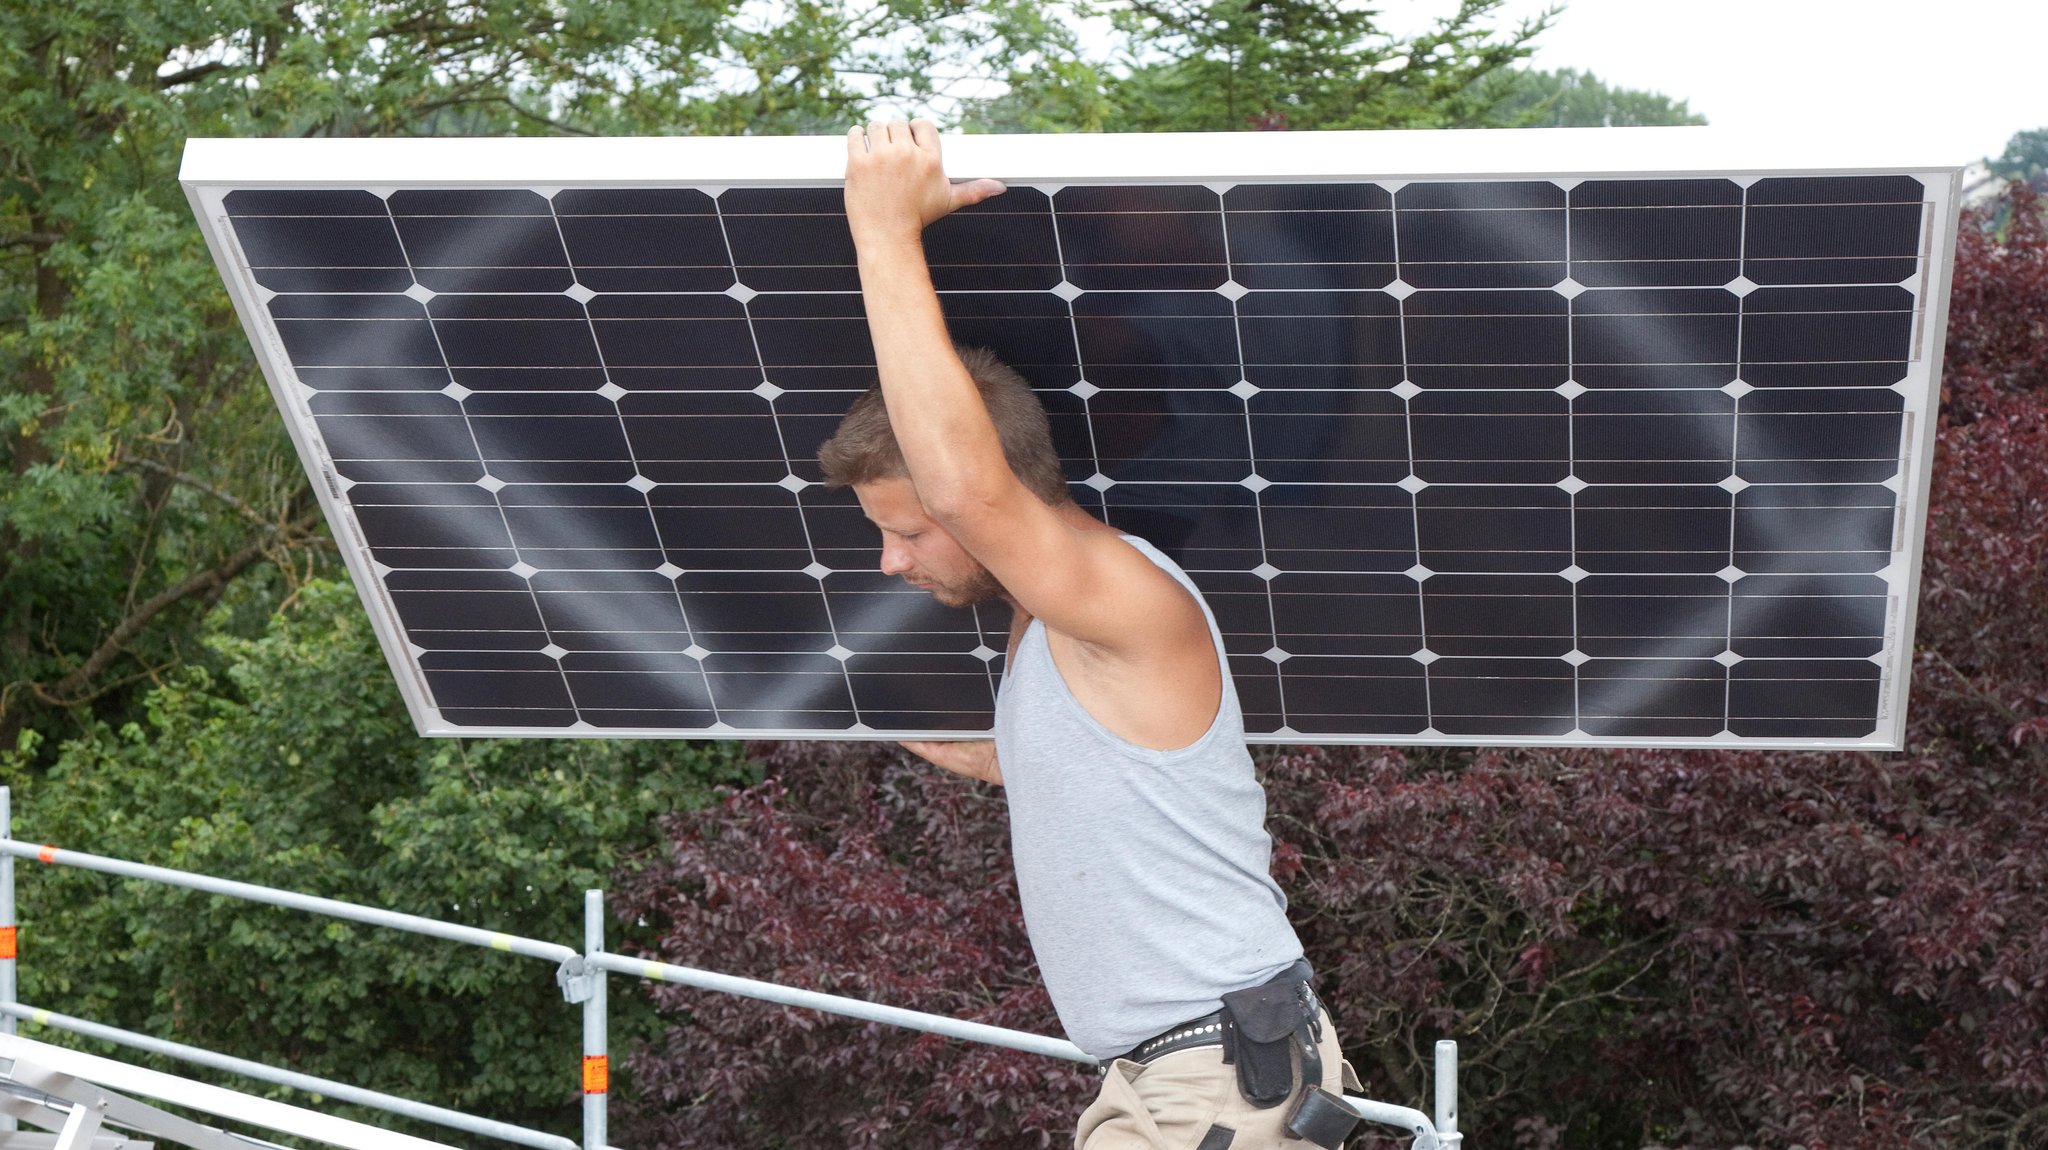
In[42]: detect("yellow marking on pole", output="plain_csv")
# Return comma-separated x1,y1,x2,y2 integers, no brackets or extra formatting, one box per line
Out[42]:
490,934,513,952
643,961,665,980
32,1008,50,1025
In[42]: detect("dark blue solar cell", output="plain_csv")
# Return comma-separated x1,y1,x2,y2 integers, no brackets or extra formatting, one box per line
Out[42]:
656,488,814,572
939,291,1080,390
1428,657,1575,737
1734,484,1896,574
680,571,836,650
1247,390,1409,484
1057,185,1228,290
823,571,983,654
1071,291,1241,390
532,572,693,652
1744,176,1923,285
226,189,390,216
1410,390,1570,485
1574,575,1729,660
1569,179,1742,288
1395,181,1566,289
803,489,882,572
555,188,733,293
748,292,877,391
1727,658,1880,739
1572,288,1739,388
699,650,855,730
1103,484,1264,571
1237,290,1404,391
1422,574,1574,657
1730,574,1887,659
498,484,664,570
1571,390,1735,485
1225,182,1395,290
310,392,483,486
430,295,604,390
1280,656,1429,735
719,187,859,292
620,392,788,485
386,568,544,649
1575,485,1733,575
778,392,861,485
846,653,995,730
1416,485,1572,573
564,651,716,728
924,187,1062,291
1579,658,1728,738
1269,572,1421,657
273,294,445,371
421,650,576,726
1259,484,1415,571
464,392,636,484
1186,571,1277,657
392,196,572,293
1403,290,1569,390
587,293,760,389
1089,390,1254,483
231,213,413,293
1735,387,1903,485
1740,286,1914,388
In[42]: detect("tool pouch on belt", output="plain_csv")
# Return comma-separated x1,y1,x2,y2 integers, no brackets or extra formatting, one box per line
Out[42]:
1218,959,1361,1149
1218,959,1319,1109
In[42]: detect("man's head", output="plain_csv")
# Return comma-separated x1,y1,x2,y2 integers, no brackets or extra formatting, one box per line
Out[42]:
819,346,1071,606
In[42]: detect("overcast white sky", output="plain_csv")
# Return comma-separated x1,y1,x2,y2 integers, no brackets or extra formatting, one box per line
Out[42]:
1379,0,2045,162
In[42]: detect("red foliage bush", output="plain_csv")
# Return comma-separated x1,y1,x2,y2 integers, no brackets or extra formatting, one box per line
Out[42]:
612,745,1097,1149
615,188,2048,1150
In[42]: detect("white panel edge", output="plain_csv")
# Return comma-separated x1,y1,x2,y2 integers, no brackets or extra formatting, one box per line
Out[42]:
1881,168,1965,751
179,128,1971,189
184,184,447,738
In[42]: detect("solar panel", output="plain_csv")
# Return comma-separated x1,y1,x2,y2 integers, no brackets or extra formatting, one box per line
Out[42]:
181,130,1962,748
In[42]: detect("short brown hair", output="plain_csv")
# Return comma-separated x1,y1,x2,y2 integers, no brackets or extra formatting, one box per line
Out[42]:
818,345,1073,506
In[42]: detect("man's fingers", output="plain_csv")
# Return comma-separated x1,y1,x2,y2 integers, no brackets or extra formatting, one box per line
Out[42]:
951,177,1007,211
846,124,866,159
908,118,940,152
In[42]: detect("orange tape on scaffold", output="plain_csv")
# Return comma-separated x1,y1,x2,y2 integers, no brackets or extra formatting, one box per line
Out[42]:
582,1055,609,1094
0,925,16,960
35,845,56,863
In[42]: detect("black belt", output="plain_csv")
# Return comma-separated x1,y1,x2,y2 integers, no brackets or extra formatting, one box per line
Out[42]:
1105,982,1324,1069
1103,1009,1228,1068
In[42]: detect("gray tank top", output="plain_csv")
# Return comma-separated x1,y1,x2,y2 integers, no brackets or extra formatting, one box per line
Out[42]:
993,535,1303,1057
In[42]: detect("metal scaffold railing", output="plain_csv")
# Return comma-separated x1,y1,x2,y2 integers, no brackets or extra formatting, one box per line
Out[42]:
0,785,1462,1150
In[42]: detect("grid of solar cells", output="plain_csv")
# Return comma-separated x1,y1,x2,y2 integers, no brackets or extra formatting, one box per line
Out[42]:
222,173,1929,740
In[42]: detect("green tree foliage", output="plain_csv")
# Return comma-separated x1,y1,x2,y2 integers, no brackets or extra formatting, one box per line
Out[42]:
967,0,1554,133
0,0,1079,755
6,580,753,1139
1990,126,2048,185
0,0,1071,1138
1479,66,1705,127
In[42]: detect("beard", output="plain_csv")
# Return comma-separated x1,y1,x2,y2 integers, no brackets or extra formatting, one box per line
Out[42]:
925,563,1006,608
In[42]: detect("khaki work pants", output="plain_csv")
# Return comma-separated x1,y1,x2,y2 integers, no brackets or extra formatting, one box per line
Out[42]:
1075,1013,1355,1150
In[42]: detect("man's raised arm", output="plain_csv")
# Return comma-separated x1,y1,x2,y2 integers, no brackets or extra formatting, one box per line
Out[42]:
841,120,1210,657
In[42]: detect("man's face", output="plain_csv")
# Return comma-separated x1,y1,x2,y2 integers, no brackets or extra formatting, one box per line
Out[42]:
852,477,1005,608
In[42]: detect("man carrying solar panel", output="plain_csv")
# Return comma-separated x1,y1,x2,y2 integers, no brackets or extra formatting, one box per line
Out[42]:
823,118,1363,1150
